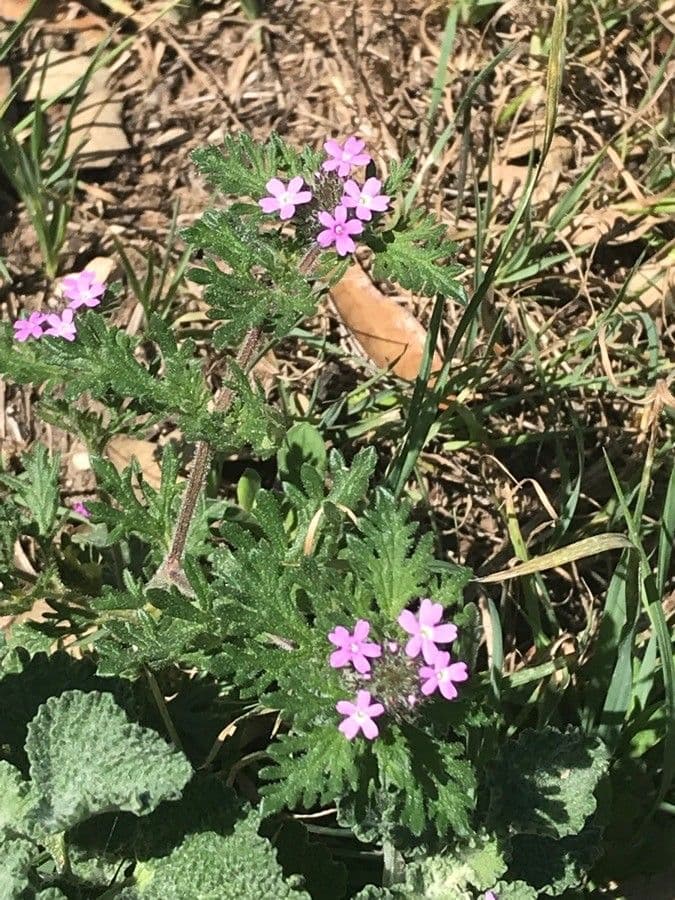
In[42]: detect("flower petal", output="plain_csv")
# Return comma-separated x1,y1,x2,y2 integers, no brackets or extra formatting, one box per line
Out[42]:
366,702,385,718
339,718,359,740
439,681,459,700
344,219,364,235
422,639,441,664
421,677,437,696
404,635,422,658
361,642,382,658
330,649,351,669
355,690,374,708
317,229,335,248
321,158,339,172
278,204,295,220
265,177,285,196
342,179,360,199
360,717,379,740
432,623,458,644
318,211,335,228
287,176,303,194
447,662,469,682
419,598,442,625
336,700,356,716
397,610,418,635
353,619,370,641
294,190,312,204
323,139,341,156
259,197,280,213
328,626,350,647
344,136,365,155
335,234,356,256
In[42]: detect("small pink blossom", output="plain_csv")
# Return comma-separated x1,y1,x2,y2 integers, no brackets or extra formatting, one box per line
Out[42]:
336,690,385,740
322,136,371,178
62,271,105,310
259,176,312,220
316,206,363,256
72,501,91,518
13,311,46,342
419,650,469,701
43,308,77,342
397,598,458,663
328,619,382,674
483,893,498,900
342,178,390,221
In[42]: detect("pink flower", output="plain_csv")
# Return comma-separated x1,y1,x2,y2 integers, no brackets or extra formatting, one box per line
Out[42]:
259,176,312,220
13,311,46,342
43,308,77,342
397,598,458,663
72,501,91,518
336,690,385,740
419,650,469,701
328,619,382,674
62,271,105,310
483,893,498,900
342,178,390,221
316,206,363,256
322,136,371,178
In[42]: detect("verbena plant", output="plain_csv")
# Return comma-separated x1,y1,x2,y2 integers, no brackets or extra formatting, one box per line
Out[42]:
0,130,669,899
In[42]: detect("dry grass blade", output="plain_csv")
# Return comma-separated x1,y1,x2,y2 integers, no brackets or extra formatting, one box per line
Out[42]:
477,534,634,583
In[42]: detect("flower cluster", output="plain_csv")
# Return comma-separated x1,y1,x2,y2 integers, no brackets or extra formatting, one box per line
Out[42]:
328,599,468,740
258,135,390,257
12,271,105,344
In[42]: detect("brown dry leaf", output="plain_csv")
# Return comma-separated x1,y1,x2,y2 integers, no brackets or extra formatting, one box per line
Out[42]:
624,252,675,313
0,0,58,21
330,263,443,381
481,131,573,205
106,435,162,490
23,48,103,101
66,89,129,168
567,207,659,246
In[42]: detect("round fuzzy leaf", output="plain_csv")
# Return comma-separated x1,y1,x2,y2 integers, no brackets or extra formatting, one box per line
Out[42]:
26,690,192,832
277,422,327,487
0,761,35,838
489,727,609,839
131,814,310,899
507,827,603,895
0,837,35,900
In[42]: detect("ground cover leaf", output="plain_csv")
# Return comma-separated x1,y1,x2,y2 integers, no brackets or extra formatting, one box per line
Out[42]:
129,813,310,899
488,727,609,839
26,689,193,831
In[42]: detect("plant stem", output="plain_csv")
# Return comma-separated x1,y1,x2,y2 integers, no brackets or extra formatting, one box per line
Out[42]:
382,834,405,887
152,325,263,593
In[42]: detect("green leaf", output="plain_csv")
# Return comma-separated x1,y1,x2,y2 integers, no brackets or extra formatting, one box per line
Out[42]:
488,727,610,839
404,832,507,897
0,837,35,900
371,210,464,300
26,690,193,831
278,422,327,487
0,443,60,537
488,881,537,900
346,491,434,619
0,762,35,839
130,812,310,899
266,819,347,900
507,825,603,895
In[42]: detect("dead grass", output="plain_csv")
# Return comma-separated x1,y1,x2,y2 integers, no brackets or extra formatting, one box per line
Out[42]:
0,0,673,600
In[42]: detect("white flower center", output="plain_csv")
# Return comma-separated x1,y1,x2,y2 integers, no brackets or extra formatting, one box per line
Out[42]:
421,624,434,640
438,669,449,682
355,710,366,722
349,642,360,653
279,191,291,205
359,194,372,206
335,224,344,234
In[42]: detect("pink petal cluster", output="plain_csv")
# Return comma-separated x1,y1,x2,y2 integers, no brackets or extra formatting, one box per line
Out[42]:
336,690,385,740
322,136,371,177
71,501,91,518
259,176,312,220
329,619,382,674
13,311,46,342
398,598,458,663
329,605,467,742
257,135,389,259
11,270,105,344
419,650,469,701
62,271,105,310
317,207,363,257
342,178,390,221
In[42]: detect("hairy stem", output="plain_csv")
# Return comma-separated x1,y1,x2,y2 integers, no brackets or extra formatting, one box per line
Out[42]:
153,325,263,592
